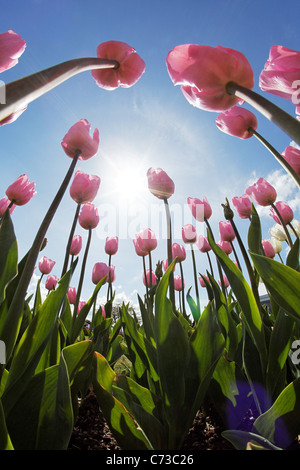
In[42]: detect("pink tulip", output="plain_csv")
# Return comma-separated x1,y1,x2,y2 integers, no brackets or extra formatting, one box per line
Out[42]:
245,178,277,206
92,262,109,284
187,196,212,221
217,240,233,255
232,194,252,219
219,221,235,242
262,239,276,259
91,40,145,90
133,238,148,257
70,235,82,256
61,119,99,160
199,275,210,288
218,275,230,289
0,29,26,73
45,274,58,291
67,287,77,305
105,236,119,255
108,265,116,283
78,203,99,230
0,197,16,216
270,201,294,225
259,46,300,102
0,105,27,127
38,256,56,275
135,228,157,254
166,44,254,112
77,300,86,314
216,106,258,139
147,167,175,200
182,224,197,244
6,174,36,206
174,275,184,291
172,242,186,262
143,269,156,287
196,235,211,253
69,170,101,204
162,259,175,272
282,146,300,177
101,306,106,319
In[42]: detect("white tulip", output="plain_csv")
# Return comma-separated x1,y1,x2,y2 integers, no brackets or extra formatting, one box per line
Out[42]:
270,237,282,254
269,223,287,241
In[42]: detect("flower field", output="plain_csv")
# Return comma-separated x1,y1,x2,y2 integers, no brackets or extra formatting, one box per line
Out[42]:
0,25,300,453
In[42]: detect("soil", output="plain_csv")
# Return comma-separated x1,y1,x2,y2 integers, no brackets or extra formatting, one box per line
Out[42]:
67,391,235,451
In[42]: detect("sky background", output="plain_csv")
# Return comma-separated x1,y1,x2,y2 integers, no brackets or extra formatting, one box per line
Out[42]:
1,0,300,316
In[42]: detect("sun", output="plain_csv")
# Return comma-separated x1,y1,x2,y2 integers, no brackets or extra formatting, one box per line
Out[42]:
111,158,148,202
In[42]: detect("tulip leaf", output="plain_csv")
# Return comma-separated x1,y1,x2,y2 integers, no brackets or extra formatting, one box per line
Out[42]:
286,237,299,271
222,429,282,450
250,252,300,321
207,231,267,371
247,203,264,256
0,211,18,306
0,399,13,450
92,352,152,450
253,377,300,448
186,287,200,322
1,269,71,417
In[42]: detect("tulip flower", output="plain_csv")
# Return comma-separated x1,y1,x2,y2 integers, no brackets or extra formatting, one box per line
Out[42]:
0,197,16,216
0,29,26,73
147,167,175,200
196,235,211,253
269,201,294,225
199,275,210,288
218,275,230,289
217,240,233,255
187,196,212,222
78,203,99,230
216,106,258,139
91,40,145,90
166,44,254,112
69,170,101,204
45,274,58,291
101,306,106,319
6,174,36,206
182,224,197,244
245,177,277,206
282,146,300,177
174,275,184,291
143,269,156,288
172,242,186,262
92,262,109,285
38,256,56,275
67,287,77,305
109,265,116,283
105,236,119,255
70,235,82,256
262,239,276,259
269,223,287,242
288,219,300,237
0,105,27,127
61,119,99,160
133,238,148,257
135,228,157,253
232,194,252,219
259,46,300,103
219,221,235,242
77,300,86,314
270,237,282,255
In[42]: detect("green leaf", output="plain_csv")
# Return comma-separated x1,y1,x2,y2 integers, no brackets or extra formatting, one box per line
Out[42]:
92,352,152,450
0,399,13,450
154,262,189,416
222,429,282,450
207,231,267,373
250,252,300,321
0,211,18,306
186,287,200,322
1,270,71,417
286,237,300,271
254,377,300,448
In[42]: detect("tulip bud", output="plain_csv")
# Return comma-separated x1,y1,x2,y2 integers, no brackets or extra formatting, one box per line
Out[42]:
221,198,234,220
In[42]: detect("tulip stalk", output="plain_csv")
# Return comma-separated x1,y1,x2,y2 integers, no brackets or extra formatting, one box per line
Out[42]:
248,128,300,188
226,82,300,147
163,198,176,312
0,58,119,122
270,203,293,248
73,226,92,329
61,202,81,277
107,254,112,302
2,150,81,361
179,261,187,317
204,218,226,297
190,244,200,309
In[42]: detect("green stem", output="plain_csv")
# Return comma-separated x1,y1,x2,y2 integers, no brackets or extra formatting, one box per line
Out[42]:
179,261,187,318
107,254,112,302
288,222,299,239
61,202,81,277
142,255,149,299
191,244,200,307
205,218,226,298
226,82,300,147
250,128,300,188
163,198,175,312
230,241,242,272
1,151,80,361
270,203,293,248
0,57,119,122
73,226,92,328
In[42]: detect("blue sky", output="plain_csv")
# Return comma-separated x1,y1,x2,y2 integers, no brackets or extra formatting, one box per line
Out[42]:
1,0,300,314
